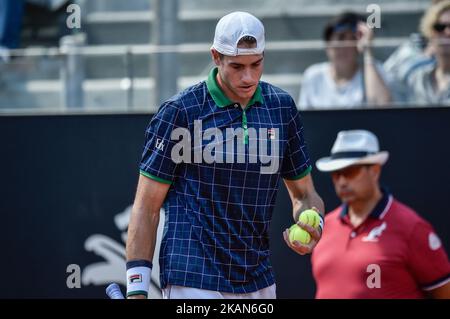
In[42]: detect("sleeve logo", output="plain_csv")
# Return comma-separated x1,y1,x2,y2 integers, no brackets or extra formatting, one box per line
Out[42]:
155,139,165,151
428,232,442,251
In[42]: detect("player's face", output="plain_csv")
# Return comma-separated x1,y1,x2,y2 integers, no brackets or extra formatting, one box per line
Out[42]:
326,30,358,66
331,164,380,205
432,9,450,55
212,50,264,106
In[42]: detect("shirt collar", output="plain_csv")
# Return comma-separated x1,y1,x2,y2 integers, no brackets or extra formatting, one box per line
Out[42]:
205,67,263,108
339,187,393,221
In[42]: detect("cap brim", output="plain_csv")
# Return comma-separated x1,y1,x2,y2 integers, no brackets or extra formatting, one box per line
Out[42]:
316,151,389,172
211,44,264,56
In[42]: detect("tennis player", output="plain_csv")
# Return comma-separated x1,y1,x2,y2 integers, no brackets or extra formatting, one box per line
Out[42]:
125,11,324,299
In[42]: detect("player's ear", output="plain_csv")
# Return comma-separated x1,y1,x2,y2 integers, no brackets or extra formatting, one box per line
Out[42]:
211,49,221,66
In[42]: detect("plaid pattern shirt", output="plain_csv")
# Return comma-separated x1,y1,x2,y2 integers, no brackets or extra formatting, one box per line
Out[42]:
140,68,312,293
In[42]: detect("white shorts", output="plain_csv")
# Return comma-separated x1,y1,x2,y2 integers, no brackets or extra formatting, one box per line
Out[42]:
162,284,276,299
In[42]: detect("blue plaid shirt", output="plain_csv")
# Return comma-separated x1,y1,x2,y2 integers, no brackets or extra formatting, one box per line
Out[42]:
139,68,312,293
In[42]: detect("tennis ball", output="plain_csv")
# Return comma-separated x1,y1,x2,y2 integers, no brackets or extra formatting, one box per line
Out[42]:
289,224,311,244
299,209,321,229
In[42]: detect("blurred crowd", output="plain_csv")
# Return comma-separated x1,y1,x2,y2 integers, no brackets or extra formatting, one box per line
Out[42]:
1,0,449,109
0,0,69,61
298,0,450,108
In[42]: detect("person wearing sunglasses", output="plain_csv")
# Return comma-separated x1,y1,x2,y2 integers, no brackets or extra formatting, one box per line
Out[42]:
310,130,450,298
383,1,450,105
405,0,450,105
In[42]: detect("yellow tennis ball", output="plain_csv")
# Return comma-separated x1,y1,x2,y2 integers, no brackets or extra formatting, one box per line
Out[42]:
299,209,320,229
289,224,311,244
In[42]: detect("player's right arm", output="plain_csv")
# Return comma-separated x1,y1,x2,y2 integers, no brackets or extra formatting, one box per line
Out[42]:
125,174,171,299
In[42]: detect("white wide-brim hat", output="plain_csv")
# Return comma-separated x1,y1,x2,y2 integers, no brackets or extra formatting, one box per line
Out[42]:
316,130,389,172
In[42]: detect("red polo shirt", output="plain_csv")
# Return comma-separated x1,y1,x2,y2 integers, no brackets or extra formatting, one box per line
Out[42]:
311,191,450,299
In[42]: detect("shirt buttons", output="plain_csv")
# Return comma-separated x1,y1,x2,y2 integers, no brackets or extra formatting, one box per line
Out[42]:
234,103,239,108
350,231,357,238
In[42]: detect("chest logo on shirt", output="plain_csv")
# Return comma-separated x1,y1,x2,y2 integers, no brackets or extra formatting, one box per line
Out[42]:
268,128,276,140
362,222,387,242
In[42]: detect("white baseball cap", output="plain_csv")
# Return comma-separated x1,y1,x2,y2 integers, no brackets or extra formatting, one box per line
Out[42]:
316,130,389,172
212,11,265,56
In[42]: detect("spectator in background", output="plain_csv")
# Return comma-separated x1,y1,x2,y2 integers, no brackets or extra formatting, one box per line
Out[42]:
312,129,450,298
0,0,25,62
383,32,435,103
27,0,67,11
298,12,392,110
404,0,450,105
384,0,449,104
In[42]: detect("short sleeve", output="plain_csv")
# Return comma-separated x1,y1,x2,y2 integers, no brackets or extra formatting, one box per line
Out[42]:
139,102,187,184
406,220,450,291
281,103,312,180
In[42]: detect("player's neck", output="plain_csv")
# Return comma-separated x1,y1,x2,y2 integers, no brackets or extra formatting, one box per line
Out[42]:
216,73,250,108
348,188,383,227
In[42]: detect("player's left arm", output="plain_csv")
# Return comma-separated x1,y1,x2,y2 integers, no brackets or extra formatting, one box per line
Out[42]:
283,174,325,255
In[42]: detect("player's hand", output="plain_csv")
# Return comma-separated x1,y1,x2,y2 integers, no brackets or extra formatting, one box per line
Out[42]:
283,219,322,256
